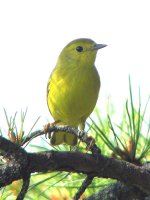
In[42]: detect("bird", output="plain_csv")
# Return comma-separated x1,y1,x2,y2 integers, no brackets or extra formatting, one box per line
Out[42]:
47,38,106,146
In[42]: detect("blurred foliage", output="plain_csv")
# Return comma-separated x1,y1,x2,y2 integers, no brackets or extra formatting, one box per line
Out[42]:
0,77,150,199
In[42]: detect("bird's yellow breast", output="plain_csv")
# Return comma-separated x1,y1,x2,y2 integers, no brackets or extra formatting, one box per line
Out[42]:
47,65,100,126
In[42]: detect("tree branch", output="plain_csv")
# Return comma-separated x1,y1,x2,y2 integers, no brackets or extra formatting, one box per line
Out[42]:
0,137,150,193
28,151,150,194
0,125,150,199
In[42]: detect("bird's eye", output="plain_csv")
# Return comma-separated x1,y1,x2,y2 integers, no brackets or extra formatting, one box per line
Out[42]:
76,46,83,52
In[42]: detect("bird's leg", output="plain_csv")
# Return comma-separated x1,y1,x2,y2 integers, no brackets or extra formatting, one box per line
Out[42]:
44,120,60,139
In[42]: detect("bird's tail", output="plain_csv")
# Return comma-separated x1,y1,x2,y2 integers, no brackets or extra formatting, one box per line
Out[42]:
50,131,77,146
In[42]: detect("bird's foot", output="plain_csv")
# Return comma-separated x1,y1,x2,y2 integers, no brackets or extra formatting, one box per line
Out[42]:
78,131,95,151
85,136,101,159
44,120,60,139
85,136,96,152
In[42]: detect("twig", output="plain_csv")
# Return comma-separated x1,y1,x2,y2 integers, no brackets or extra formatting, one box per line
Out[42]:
73,174,95,200
22,125,88,145
16,174,30,200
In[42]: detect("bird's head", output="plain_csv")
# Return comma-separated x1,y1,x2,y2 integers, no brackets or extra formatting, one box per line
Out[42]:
57,38,107,68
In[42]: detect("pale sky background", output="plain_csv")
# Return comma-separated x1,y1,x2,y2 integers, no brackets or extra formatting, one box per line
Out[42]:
0,0,149,135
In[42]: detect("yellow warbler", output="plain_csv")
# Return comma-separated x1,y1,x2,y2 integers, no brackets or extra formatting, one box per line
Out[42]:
47,38,106,146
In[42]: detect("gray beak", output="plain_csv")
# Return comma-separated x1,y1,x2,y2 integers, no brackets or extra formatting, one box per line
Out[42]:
94,43,107,50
